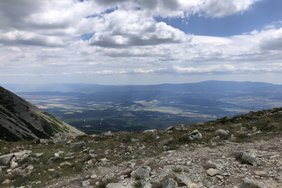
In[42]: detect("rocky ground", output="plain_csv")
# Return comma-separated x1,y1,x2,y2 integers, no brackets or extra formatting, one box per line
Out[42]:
0,108,282,188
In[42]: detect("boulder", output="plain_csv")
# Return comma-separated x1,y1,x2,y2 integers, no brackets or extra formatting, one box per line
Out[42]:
70,141,86,151
188,130,202,141
175,173,192,187
240,152,258,166
14,150,32,162
0,153,14,166
162,178,177,188
215,129,230,139
0,150,31,166
131,166,151,180
241,178,266,188
202,160,220,169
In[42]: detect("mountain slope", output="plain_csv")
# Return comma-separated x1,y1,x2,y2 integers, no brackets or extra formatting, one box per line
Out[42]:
0,107,281,187
0,86,85,141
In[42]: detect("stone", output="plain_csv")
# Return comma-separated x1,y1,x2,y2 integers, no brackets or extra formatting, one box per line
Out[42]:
215,129,230,139
189,183,199,188
59,161,72,167
10,158,18,169
143,182,152,188
14,150,32,162
188,130,202,141
131,166,151,180
206,168,220,177
54,151,64,157
82,179,90,187
2,179,11,185
71,141,86,151
47,157,59,164
202,160,220,169
35,153,43,157
0,153,14,166
254,170,267,177
0,150,31,166
143,129,157,133
100,158,109,162
103,131,114,136
162,178,177,188
240,152,258,166
106,183,132,188
90,174,97,179
165,126,174,131
175,173,192,187
39,139,49,144
241,178,266,188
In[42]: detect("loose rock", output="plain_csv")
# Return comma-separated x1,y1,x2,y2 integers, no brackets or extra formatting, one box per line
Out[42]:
215,129,230,139
241,178,266,188
162,178,177,188
206,168,220,177
240,152,258,166
188,130,202,141
131,166,151,180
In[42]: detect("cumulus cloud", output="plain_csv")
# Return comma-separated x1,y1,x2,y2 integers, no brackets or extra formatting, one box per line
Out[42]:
89,9,186,47
0,0,100,47
258,28,282,51
0,0,260,48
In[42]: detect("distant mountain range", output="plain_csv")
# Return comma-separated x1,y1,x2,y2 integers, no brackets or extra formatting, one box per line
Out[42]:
0,86,85,141
4,80,282,94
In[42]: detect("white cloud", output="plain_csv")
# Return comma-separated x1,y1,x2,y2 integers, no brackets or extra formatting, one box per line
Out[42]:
1,0,282,84
95,0,259,18
0,30,64,47
89,9,187,47
200,0,259,18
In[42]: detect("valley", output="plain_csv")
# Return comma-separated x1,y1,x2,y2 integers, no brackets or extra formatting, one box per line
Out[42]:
7,81,282,134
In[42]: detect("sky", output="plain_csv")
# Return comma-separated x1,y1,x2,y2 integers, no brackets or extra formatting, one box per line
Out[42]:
0,0,282,85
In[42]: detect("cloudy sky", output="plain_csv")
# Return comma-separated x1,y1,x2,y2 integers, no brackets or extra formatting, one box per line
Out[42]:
0,0,282,84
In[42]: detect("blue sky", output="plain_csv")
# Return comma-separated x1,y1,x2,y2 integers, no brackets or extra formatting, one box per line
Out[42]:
0,0,282,84
156,0,282,36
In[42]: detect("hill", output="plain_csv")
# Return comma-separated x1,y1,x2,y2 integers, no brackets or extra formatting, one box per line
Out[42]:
0,107,281,187
0,86,85,141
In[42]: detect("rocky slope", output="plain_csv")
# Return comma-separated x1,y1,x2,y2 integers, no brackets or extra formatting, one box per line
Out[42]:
0,86,85,141
0,107,281,187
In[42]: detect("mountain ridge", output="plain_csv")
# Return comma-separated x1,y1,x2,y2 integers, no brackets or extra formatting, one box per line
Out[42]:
0,86,85,141
3,80,282,93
